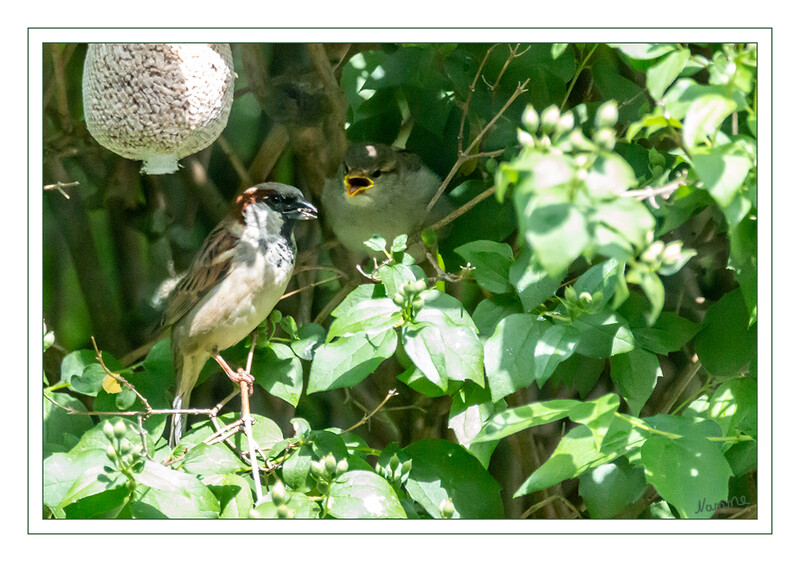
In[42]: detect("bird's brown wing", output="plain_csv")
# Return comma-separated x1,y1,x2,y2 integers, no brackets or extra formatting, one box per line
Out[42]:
161,223,238,328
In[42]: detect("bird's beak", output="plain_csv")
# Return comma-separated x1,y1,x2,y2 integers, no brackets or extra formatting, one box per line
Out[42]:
344,173,373,197
286,199,318,220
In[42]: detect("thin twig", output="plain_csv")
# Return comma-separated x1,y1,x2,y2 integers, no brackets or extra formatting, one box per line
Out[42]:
280,275,346,300
43,181,77,199
313,277,359,325
425,252,472,284
623,171,689,209
346,389,399,433
92,337,152,415
560,44,598,111
427,185,497,232
427,78,529,213
520,494,582,519
216,135,253,186
657,355,703,414
136,415,152,460
241,332,263,501
458,44,499,156
490,44,530,92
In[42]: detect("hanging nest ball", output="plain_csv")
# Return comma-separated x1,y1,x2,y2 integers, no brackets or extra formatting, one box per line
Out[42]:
82,43,235,175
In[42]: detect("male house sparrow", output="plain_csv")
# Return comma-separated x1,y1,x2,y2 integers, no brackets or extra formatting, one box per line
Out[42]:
163,182,317,447
321,143,450,258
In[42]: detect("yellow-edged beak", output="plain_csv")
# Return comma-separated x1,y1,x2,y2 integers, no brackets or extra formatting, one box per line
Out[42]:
344,173,374,197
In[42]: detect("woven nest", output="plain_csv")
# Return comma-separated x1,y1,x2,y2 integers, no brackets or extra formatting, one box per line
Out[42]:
83,43,235,174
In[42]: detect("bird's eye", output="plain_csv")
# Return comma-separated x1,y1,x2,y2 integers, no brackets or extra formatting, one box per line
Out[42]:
372,170,381,178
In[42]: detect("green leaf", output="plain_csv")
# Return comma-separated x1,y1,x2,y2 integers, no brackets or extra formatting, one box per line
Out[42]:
516,152,576,192
646,48,691,99
641,435,733,518
692,144,753,208
281,444,314,493
508,248,562,312
252,488,322,519
695,288,756,376
704,377,757,438
448,383,503,468
579,458,647,518
635,270,665,325
44,448,110,509
573,258,624,310
729,213,757,325
474,399,579,443
251,343,303,406
327,295,402,341
454,240,514,293
327,471,406,518
143,339,174,379
308,330,398,393
402,312,484,389
390,234,409,253
609,349,663,416
550,353,606,398
591,57,649,122
207,473,253,519
397,365,452,396
484,314,579,401
594,198,655,252
62,484,130,519
682,94,737,148
69,364,108,396
130,461,220,518
634,324,690,358
376,262,424,298
644,413,723,440
551,43,569,59
59,350,98,385
663,79,743,121
290,322,326,360
518,201,590,277
181,442,246,476
610,44,676,60
420,288,479,332
475,393,619,444
404,439,503,518
363,234,387,252
585,152,638,197
471,294,523,339
628,311,701,355
43,392,93,456
573,311,635,358
515,424,621,497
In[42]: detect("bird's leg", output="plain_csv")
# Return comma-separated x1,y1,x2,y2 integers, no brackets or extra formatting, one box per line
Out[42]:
212,353,254,394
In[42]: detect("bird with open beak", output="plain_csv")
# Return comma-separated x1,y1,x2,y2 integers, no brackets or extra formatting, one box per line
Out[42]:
321,142,451,259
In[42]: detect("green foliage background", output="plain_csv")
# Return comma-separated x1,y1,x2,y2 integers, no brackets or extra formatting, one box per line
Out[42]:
42,42,757,520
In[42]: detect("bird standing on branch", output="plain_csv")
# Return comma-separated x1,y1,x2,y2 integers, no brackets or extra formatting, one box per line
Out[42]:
162,183,317,447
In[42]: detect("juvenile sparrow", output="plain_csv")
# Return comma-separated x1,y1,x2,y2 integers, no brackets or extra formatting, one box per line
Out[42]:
321,142,450,258
163,182,317,447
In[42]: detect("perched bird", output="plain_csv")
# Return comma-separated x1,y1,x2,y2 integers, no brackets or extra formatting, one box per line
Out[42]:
163,183,317,447
321,142,450,258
